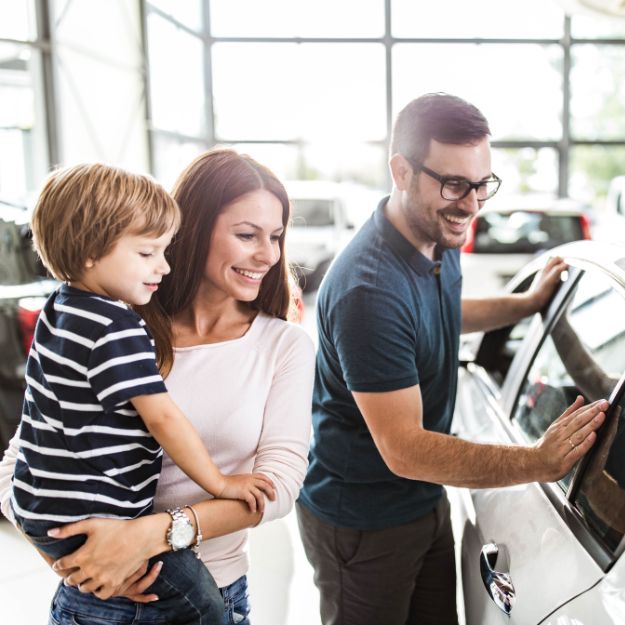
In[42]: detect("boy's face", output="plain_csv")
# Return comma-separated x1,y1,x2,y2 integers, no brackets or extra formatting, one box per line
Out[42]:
73,226,175,305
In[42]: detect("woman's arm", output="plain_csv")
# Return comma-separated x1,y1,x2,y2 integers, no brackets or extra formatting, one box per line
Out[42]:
49,498,263,599
252,327,315,523
0,427,20,522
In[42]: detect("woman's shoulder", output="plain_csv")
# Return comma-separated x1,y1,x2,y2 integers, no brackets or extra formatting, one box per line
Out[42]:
255,313,315,355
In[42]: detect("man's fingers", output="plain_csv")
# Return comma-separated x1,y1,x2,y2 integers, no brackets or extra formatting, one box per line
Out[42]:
568,431,597,459
559,395,585,420
566,400,607,435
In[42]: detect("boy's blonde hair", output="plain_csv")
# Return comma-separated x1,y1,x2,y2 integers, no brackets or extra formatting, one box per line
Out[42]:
31,163,180,282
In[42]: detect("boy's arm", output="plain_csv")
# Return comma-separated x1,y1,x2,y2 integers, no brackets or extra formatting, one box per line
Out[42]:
130,393,274,511
131,393,227,496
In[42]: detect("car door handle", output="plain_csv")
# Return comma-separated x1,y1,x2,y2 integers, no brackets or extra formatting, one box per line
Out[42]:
480,542,516,616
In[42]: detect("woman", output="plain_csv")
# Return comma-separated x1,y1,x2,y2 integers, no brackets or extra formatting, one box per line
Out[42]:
0,148,315,624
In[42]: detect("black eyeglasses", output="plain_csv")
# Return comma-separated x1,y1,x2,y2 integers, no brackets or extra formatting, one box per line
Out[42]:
417,164,502,202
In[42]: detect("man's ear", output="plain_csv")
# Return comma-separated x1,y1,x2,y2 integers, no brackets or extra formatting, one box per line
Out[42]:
85,258,95,269
389,154,414,192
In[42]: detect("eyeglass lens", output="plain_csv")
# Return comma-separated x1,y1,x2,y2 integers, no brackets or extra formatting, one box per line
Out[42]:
442,179,500,201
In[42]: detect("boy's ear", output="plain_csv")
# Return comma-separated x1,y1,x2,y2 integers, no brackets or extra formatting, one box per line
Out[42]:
85,258,95,269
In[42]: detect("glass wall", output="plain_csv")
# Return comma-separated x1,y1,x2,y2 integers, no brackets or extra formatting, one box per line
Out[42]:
144,0,625,205
0,0,149,205
0,0,47,204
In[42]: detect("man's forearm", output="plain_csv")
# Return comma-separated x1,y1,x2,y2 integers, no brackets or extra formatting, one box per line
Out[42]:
390,428,542,488
461,293,536,334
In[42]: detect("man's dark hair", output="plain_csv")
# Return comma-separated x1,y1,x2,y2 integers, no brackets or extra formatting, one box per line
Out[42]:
390,93,491,167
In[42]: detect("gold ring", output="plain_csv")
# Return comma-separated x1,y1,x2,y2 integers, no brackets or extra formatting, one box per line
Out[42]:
568,437,576,451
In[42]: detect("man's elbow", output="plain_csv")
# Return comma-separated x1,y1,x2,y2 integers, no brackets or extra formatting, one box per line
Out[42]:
378,444,412,479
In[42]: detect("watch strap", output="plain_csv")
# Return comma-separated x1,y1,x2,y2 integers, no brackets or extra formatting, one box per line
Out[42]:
184,504,202,559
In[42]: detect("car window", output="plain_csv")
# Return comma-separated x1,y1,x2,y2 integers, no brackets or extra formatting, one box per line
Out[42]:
574,391,625,554
474,273,538,384
473,211,584,254
512,269,625,489
290,198,335,227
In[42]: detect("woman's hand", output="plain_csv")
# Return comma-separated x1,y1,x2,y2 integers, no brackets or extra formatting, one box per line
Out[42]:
116,561,162,603
48,514,170,600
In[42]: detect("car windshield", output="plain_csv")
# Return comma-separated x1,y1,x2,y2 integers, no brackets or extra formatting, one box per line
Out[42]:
290,198,335,227
473,210,583,254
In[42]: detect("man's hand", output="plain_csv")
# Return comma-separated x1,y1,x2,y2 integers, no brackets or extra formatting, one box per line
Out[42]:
462,256,568,334
525,256,567,313
533,396,608,482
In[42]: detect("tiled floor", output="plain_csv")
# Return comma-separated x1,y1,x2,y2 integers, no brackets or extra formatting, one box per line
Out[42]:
0,509,322,625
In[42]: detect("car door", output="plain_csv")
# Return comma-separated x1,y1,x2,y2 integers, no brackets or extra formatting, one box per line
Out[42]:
452,259,625,625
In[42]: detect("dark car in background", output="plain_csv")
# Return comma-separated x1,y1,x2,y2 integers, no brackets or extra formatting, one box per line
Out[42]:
0,200,57,452
451,240,625,624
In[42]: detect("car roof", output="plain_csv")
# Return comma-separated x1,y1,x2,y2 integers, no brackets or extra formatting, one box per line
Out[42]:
526,240,625,289
481,194,589,216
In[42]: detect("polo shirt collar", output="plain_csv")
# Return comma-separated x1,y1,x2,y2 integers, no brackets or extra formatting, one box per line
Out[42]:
374,196,444,276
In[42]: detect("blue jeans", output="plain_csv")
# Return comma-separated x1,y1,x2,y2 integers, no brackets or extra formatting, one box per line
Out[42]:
17,519,223,625
47,576,250,625
220,576,250,625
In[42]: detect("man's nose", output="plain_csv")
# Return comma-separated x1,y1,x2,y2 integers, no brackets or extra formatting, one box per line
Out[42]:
457,188,480,214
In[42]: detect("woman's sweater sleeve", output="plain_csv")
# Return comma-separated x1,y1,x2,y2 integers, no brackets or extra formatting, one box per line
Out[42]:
0,428,19,524
254,327,315,524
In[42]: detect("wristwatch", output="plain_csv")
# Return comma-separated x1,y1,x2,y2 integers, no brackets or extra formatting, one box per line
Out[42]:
166,507,195,551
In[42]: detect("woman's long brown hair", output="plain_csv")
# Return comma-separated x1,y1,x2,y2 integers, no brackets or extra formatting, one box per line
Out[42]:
138,149,292,377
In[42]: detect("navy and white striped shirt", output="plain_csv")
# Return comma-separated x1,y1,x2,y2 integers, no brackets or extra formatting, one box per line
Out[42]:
12,284,167,526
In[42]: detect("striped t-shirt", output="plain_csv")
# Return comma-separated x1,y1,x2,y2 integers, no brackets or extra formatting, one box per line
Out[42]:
11,284,167,527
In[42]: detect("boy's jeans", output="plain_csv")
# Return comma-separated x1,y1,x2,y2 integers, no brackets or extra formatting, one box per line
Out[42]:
18,518,224,625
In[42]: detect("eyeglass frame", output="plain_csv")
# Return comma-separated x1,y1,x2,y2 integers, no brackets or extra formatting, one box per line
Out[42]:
416,163,502,202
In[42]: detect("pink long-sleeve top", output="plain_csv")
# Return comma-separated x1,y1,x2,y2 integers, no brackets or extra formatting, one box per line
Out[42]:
1,312,315,588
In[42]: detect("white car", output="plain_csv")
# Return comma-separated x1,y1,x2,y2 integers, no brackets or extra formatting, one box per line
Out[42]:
451,240,625,624
285,180,356,292
461,195,591,297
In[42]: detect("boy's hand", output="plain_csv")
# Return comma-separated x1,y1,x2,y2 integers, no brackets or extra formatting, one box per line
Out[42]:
218,473,276,514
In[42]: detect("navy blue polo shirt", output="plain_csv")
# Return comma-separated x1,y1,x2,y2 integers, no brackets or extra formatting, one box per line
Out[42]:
299,197,463,530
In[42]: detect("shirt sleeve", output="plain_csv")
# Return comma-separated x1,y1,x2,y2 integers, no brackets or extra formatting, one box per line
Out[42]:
0,427,20,525
88,315,167,412
329,284,419,393
254,326,315,524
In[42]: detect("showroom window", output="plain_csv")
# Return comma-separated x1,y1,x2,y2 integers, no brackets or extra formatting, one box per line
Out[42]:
142,0,625,201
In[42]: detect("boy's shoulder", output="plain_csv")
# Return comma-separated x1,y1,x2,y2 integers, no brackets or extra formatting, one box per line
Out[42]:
49,285,143,332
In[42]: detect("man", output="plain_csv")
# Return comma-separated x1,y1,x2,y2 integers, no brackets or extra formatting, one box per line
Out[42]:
296,93,607,625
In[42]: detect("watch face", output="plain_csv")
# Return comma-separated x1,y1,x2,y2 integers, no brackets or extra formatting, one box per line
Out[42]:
171,518,195,549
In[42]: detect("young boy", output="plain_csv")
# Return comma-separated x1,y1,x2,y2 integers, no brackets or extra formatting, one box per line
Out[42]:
10,163,275,625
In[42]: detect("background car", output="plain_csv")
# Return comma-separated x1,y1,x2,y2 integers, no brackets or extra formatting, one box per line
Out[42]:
451,239,625,624
460,194,592,297
285,180,356,292
0,200,57,454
